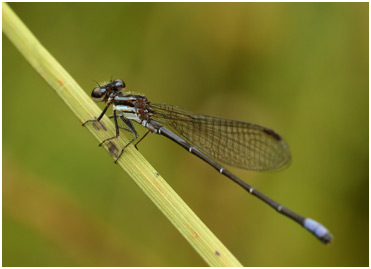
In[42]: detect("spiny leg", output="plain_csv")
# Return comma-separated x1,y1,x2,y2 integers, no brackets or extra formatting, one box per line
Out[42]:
115,135,138,163
134,130,150,150
114,116,139,163
82,103,111,126
109,115,132,133
99,110,120,146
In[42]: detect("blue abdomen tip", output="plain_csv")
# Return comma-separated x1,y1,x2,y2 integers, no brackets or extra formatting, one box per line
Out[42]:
304,218,332,243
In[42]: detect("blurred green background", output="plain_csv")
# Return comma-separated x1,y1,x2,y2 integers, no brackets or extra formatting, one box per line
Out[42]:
3,2,368,266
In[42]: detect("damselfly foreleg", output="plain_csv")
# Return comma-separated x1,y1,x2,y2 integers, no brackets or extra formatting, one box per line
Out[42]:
82,102,111,126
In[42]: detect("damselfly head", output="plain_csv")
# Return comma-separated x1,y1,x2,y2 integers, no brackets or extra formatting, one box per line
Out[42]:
91,86,107,102
91,79,126,102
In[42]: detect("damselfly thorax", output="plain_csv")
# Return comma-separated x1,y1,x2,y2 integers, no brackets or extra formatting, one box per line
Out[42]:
112,94,152,124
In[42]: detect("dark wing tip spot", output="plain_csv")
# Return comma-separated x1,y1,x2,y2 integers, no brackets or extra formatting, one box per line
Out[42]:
215,251,220,256
263,128,282,141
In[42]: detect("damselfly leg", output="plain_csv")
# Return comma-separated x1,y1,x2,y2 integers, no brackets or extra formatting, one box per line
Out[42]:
82,102,111,126
135,130,150,150
85,111,140,162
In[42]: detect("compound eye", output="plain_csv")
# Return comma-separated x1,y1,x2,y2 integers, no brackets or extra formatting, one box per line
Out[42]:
91,87,106,102
113,79,125,91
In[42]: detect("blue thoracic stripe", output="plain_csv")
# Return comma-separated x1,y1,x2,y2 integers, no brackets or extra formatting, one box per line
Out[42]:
114,105,136,113
114,96,137,101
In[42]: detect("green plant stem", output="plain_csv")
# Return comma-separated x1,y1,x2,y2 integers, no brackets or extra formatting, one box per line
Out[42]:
3,3,243,267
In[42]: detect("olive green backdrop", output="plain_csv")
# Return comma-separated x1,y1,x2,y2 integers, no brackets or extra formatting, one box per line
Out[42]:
3,2,368,266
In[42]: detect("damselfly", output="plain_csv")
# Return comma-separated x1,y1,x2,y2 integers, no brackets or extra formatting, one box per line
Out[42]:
83,79,333,244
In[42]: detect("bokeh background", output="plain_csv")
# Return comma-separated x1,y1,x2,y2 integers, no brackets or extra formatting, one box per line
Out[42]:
3,2,368,266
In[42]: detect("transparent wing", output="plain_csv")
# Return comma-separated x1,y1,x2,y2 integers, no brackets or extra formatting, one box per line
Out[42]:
150,103,291,171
